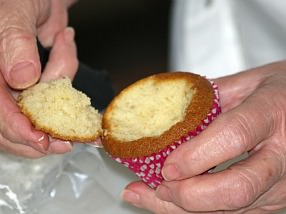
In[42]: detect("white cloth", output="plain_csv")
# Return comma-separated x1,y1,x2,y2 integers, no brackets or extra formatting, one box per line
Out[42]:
170,0,286,78
170,1,286,213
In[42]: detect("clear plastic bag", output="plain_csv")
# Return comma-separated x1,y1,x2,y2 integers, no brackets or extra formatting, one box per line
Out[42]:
0,144,149,214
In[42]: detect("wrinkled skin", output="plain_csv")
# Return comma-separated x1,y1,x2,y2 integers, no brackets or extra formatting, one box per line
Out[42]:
0,0,78,158
122,61,286,214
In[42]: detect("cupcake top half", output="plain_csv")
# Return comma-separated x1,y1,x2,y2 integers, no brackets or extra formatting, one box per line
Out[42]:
17,77,102,142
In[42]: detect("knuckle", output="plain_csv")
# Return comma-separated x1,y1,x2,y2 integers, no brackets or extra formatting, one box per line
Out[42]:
0,26,34,59
223,173,257,209
181,151,194,172
175,182,194,210
155,203,173,214
222,112,253,154
58,57,79,78
0,21,32,40
56,48,78,72
0,137,45,159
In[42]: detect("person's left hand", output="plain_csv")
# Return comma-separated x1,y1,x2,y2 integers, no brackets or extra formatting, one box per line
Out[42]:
0,0,78,158
121,61,286,213
0,27,78,158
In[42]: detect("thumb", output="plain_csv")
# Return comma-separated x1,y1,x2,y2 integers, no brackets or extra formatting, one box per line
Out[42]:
0,1,43,89
122,181,187,213
161,91,273,181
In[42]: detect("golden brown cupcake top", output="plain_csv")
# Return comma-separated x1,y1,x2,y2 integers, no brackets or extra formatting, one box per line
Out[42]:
102,72,214,158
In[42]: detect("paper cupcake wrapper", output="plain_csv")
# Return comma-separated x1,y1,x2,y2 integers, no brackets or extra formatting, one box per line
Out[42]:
113,80,221,189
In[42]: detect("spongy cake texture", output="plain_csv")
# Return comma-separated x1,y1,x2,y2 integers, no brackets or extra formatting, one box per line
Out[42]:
17,77,102,142
106,78,194,142
102,72,214,158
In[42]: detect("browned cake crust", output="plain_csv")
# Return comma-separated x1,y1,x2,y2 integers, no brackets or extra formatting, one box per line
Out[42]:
17,97,102,142
17,98,101,142
17,78,102,143
102,72,214,158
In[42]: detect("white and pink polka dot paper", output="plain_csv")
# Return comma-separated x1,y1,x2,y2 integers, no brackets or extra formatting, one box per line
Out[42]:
113,80,221,189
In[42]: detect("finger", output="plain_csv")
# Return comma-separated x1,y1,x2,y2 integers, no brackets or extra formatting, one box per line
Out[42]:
214,62,282,113
37,0,69,47
121,182,188,214
40,27,78,82
162,88,274,181
157,145,282,212
0,0,49,89
0,75,49,153
48,138,73,154
64,0,78,7
0,134,46,159
0,108,50,153
214,71,260,113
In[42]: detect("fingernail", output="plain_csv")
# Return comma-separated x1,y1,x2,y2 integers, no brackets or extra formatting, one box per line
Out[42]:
29,134,48,153
156,185,171,202
162,164,181,181
64,27,75,43
9,62,38,88
121,189,141,207
37,134,49,151
88,139,103,148
48,140,73,154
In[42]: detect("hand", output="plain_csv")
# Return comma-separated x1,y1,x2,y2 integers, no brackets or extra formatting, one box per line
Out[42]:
122,61,286,213
0,0,78,158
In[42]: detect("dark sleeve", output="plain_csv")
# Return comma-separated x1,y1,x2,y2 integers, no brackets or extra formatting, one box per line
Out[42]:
72,64,114,111
38,40,114,111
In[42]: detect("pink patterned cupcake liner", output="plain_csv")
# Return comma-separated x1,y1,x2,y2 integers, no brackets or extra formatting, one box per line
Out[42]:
114,79,221,189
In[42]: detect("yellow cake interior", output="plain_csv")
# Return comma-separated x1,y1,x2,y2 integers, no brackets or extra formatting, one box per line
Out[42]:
17,77,102,141
107,78,195,142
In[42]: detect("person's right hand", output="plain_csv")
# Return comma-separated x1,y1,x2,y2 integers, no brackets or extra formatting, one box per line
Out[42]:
0,0,78,158
122,61,286,213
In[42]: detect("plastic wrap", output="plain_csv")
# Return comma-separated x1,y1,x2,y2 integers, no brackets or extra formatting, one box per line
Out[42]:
1,145,286,214
0,144,150,214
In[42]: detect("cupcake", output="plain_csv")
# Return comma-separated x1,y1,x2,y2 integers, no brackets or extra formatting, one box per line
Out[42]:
102,72,220,188
17,77,102,142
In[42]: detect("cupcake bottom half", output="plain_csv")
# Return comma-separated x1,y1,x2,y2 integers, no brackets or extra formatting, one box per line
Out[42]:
112,80,220,189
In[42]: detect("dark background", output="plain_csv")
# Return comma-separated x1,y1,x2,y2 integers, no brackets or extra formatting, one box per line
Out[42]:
69,0,172,94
